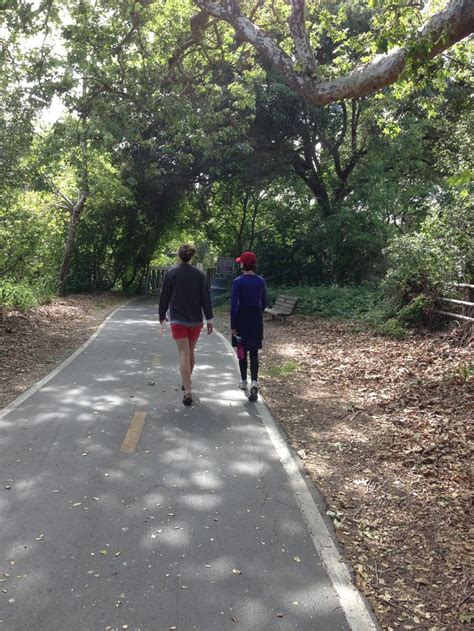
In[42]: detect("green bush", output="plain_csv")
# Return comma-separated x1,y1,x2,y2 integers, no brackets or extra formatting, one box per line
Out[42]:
322,210,390,284
0,278,56,310
384,201,473,306
397,294,434,327
0,280,37,310
375,318,407,340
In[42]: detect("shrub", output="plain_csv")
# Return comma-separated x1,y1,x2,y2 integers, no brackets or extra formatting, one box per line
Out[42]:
384,201,473,306
0,280,37,310
0,278,56,310
397,294,434,327
375,318,407,340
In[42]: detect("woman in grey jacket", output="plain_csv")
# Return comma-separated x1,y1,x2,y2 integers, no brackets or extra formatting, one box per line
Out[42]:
159,244,214,406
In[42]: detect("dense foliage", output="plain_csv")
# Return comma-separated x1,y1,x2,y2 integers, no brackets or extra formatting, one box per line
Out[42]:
1,1,472,325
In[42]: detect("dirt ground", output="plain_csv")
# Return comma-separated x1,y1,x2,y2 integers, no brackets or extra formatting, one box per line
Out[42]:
215,310,472,631
1,296,472,630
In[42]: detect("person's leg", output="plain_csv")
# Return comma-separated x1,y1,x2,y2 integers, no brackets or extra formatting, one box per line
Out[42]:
248,349,259,401
188,324,202,376
175,337,192,395
249,349,259,382
189,338,198,375
239,351,248,382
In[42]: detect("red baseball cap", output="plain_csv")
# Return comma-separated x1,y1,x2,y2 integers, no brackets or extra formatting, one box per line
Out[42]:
236,251,257,265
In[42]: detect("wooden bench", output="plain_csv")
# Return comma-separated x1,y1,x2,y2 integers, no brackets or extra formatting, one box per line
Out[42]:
264,295,298,323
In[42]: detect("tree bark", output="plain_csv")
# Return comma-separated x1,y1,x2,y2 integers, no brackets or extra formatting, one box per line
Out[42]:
289,0,316,74
57,95,90,296
57,193,88,296
194,0,474,105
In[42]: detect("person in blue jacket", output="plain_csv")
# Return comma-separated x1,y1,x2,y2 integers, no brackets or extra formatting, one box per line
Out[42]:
231,251,268,401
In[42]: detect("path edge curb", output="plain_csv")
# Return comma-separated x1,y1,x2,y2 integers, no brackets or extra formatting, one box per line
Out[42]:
0,297,138,421
214,327,380,631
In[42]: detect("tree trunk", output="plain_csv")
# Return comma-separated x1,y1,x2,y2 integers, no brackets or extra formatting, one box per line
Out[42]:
122,266,138,292
247,193,261,251
292,156,333,217
58,193,88,296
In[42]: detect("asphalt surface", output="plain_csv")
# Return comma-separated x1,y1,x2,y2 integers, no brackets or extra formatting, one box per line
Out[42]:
0,296,376,631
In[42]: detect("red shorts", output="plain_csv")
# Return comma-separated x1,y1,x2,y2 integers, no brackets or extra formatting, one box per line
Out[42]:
170,323,203,342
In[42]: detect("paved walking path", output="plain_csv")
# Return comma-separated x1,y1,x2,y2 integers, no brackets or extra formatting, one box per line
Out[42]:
0,297,378,631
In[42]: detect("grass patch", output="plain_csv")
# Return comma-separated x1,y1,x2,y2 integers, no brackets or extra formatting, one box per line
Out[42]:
267,284,382,320
213,301,231,315
263,361,299,378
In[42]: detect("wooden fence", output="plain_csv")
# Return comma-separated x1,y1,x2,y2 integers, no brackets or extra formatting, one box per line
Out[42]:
434,283,474,323
142,267,170,294
142,266,217,294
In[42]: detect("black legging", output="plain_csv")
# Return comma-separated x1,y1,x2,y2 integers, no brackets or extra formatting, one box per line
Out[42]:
239,349,259,382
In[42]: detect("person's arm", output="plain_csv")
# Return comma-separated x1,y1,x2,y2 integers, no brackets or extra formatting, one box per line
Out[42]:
261,279,268,312
158,272,171,323
201,273,214,333
230,278,239,333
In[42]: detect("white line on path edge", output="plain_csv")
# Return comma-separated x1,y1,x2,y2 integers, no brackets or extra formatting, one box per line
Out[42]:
0,298,137,421
215,328,379,631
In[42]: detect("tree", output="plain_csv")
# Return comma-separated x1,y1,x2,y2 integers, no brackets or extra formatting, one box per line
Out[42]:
192,0,473,105
252,75,369,217
56,115,89,295
196,179,270,255
2,0,471,300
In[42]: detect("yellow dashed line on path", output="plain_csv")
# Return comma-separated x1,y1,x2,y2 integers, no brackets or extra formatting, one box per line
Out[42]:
120,411,147,453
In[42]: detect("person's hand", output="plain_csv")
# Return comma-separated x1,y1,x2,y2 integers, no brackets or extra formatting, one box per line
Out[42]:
207,322,214,335
160,318,168,326
231,329,237,337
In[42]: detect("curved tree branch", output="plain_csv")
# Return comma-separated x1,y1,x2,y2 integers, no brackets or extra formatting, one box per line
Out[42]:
194,0,474,105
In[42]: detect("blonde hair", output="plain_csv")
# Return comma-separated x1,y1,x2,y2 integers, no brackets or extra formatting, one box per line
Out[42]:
178,243,196,263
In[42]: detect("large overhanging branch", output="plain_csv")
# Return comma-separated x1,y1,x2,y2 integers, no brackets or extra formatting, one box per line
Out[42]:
194,0,474,105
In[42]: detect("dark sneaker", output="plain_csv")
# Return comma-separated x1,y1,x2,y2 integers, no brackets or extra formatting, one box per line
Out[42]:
183,393,193,406
248,383,258,402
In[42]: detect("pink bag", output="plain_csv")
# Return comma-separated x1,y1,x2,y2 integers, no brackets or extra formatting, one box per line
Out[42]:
236,336,245,360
